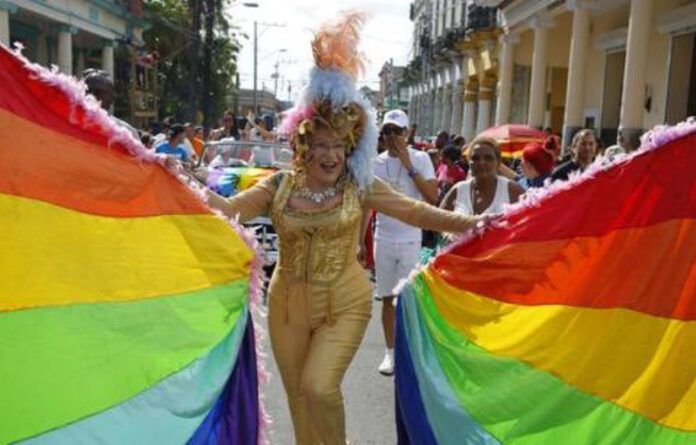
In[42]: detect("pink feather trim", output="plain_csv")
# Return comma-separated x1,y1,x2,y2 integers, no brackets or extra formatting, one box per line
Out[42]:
11,43,272,444
10,43,154,163
278,105,314,142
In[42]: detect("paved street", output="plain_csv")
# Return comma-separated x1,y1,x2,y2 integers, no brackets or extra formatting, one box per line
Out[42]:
262,306,397,445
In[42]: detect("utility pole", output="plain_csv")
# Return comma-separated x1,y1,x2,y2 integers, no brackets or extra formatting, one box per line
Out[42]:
234,72,240,115
252,22,285,116
272,61,279,98
389,58,394,109
420,1,433,135
253,21,258,115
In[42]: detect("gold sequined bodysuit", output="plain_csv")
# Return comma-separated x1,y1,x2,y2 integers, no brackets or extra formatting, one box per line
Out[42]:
269,172,367,325
223,170,476,445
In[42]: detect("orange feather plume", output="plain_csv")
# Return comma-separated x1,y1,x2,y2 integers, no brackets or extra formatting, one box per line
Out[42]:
311,11,368,80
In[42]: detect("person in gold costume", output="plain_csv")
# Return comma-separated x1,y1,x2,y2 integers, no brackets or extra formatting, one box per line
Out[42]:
195,13,483,445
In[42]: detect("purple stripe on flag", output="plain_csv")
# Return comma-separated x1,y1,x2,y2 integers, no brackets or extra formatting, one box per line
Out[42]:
187,318,259,445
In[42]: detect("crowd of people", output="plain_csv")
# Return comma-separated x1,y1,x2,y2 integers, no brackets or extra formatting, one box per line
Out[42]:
364,111,625,376
84,66,616,381
76,11,651,444
84,63,622,381
83,68,279,168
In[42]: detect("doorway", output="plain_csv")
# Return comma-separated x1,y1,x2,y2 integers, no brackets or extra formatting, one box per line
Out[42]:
600,50,626,147
665,32,696,124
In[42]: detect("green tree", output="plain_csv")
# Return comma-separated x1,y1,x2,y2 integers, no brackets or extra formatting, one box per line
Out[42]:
144,0,240,125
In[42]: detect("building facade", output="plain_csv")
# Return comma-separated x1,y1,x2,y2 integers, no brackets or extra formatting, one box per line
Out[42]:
232,88,285,118
406,0,696,148
497,0,696,148
0,0,152,124
406,0,500,140
378,60,409,114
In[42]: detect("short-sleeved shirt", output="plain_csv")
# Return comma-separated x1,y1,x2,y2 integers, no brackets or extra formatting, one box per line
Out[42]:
155,141,189,162
192,138,205,156
373,147,436,243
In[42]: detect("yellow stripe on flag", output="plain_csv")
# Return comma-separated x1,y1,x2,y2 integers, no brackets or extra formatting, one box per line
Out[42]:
424,269,696,430
1,194,252,311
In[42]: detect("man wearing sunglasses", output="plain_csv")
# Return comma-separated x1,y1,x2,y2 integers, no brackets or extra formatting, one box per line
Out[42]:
373,109,438,376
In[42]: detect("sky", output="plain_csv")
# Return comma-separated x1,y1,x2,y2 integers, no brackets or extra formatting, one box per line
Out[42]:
229,0,414,102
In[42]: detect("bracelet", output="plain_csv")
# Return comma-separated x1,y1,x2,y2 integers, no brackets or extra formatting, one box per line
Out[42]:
407,167,419,178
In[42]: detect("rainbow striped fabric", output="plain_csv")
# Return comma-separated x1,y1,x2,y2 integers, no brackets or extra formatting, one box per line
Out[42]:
207,167,275,197
395,122,696,444
0,46,264,444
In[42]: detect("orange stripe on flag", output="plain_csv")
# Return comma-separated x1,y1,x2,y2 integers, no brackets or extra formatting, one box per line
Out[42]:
0,108,208,217
434,218,696,320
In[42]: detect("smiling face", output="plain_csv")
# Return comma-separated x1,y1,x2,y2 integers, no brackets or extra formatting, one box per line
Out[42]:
304,126,346,189
469,142,500,180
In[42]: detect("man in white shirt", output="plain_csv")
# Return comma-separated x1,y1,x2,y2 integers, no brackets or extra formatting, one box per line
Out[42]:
373,109,438,375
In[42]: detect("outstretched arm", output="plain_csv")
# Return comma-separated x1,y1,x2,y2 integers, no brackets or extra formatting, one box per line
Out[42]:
364,177,478,233
186,166,280,222
209,173,279,222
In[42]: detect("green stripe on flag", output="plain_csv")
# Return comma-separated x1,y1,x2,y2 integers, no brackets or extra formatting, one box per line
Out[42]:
412,275,696,444
0,279,248,444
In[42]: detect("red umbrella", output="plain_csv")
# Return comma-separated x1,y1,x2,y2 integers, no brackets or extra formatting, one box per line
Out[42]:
476,124,546,158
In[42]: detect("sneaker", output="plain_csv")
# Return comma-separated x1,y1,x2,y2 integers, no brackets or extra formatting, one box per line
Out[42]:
378,349,394,376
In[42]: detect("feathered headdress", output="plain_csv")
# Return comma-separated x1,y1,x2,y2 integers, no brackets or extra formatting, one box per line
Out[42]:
280,11,378,191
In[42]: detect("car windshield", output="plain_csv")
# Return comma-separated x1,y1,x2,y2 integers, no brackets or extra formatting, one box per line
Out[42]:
200,140,293,169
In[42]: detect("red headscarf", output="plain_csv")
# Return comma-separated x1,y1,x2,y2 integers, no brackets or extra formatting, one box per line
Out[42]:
522,142,555,175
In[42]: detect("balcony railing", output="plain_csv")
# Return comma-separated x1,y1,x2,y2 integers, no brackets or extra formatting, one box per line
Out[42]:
465,3,497,34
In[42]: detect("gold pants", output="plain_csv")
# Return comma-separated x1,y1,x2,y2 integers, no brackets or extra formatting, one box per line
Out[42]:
268,263,372,445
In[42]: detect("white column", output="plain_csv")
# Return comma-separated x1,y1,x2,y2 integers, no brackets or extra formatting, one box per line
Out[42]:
57,26,76,75
415,89,422,129
450,60,463,133
102,41,115,81
76,49,86,75
495,34,518,125
409,87,418,126
416,86,424,132
619,0,653,150
461,78,478,141
476,99,492,135
527,15,553,128
433,87,443,133
0,2,17,47
562,1,592,147
0,11,8,47
427,77,437,135
476,75,495,135
440,84,453,133
420,84,429,134
544,67,553,129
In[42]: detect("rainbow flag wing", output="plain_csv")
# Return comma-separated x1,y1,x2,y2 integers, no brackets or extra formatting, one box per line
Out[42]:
207,167,275,197
396,122,696,444
0,45,266,444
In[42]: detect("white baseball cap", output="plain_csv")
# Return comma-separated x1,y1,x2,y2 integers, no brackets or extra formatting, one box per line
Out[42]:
381,109,409,129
